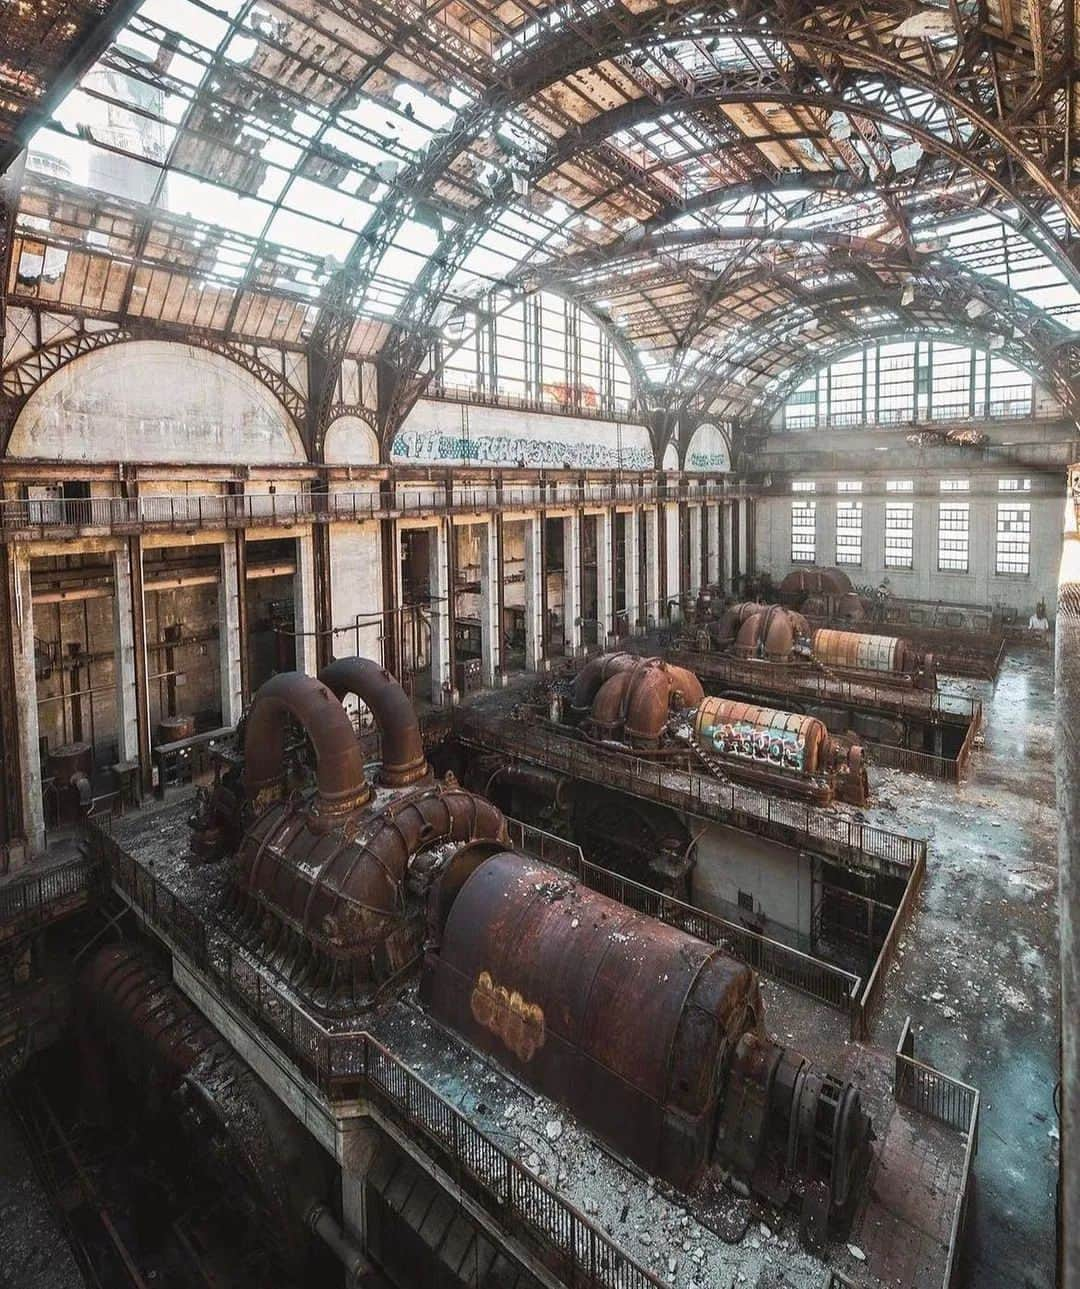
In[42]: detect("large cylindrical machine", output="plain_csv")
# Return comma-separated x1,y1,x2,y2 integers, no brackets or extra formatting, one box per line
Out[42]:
421,854,873,1247
78,944,335,1279
192,661,509,1012
812,627,934,687
693,696,868,806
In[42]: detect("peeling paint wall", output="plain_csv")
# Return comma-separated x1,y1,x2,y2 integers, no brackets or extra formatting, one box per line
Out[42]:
8,341,306,464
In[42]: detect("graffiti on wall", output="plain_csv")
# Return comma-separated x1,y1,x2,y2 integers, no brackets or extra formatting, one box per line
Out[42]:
698,720,806,771
685,422,732,474
390,430,652,470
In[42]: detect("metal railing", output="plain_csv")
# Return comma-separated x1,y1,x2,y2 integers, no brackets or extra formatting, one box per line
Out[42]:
503,821,861,1027
0,851,102,930
452,710,926,875
89,821,664,1289
859,850,926,1033
894,1018,980,1289
666,647,982,723
579,862,862,1028
0,481,743,538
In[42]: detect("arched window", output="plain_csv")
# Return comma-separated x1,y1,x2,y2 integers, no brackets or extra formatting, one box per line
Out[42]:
431,291,634,415
781,339,1034,430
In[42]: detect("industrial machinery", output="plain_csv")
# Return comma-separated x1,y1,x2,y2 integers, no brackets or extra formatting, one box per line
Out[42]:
78,943,353,1283
559,652,868,805
420,852,874,1249
695,603,936,690
778,568,866,621
191,657,509,1013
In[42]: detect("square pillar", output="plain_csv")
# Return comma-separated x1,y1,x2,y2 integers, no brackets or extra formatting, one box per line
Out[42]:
596,511,613,646
723,502,735,592
737,500,751,583
624,509,641,635
562,514,583,657
523,514,544,671
688,506,703,595
707,505,721,585
112,547,142,762
294,530,319,677
478,519,501,686
644,507,660,628
8,549,44,857
217,540,244,727
429,522,453,705
664,503,681,620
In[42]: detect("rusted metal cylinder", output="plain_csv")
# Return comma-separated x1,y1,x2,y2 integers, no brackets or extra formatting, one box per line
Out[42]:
589,657,705,746
694,696,828,774
570,651,640,712
242,671,371,822
156,714,195,745
421,852,763,1190
234,780,509,976
779,568,854,599
78,945,330,1272
318,656,429,787
812,628,905,674
731,605,811,659
47,741,93,782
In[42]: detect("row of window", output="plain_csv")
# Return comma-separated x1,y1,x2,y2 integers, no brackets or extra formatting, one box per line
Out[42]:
790,500,1032,575
791,477,1032,494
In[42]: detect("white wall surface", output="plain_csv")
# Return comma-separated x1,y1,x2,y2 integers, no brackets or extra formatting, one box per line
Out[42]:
754,486,1063,615
329,522,384,667
324,416,380,465
9,341,306,464
684,422,731,473
692,823,815,946
392,400,653,469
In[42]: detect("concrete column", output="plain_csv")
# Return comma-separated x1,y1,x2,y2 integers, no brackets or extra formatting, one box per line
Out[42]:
112,547,142,762
723,502,735,592
688,506,703,595
624,509,641,634
218,540,244,727
737,499,751,582
294,530,319,677
562,514,583,657
596,510,613,646
523,514,544,671
643,506,660,627
664,504,681,620
707,505,721,585
429,523,453,705
478,519,501,685
329,523,384,670
10,549,44,857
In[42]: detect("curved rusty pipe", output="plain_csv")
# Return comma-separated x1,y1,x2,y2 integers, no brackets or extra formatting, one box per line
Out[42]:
238,782,509,962
570,651,640,710
243,672,371,819
591,658,705,746
319,656,429,787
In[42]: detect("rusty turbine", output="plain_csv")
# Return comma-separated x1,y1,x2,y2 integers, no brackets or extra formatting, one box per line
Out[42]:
216,661,508,1012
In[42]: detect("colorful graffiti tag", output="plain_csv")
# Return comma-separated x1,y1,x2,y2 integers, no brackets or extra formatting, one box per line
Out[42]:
699,720,806,771
390,430,652,470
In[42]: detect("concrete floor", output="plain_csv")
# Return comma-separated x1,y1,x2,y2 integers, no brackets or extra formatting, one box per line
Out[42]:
863,646,1059,1289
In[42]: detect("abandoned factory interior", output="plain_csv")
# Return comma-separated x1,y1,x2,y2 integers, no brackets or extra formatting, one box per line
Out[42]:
5,2,1080,1288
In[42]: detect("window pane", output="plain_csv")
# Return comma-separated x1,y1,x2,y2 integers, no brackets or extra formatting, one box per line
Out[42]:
791,500,816,563
885,502,914,569
938,502,969,572
836,500,862,566
996,502,1030,575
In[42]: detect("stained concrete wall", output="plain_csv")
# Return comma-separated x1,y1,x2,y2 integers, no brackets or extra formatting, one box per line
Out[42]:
8,341,306,464
754,486,1063,615
329,523,384,666
691,822,815,950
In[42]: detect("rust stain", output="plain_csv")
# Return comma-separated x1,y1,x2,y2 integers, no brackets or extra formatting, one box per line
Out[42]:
470,970,546,1062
